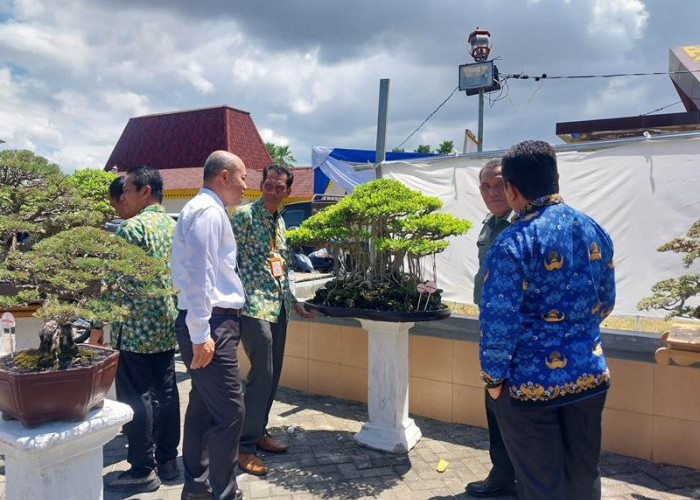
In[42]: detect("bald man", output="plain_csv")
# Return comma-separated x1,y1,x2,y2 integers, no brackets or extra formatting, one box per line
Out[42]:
171,151,248,500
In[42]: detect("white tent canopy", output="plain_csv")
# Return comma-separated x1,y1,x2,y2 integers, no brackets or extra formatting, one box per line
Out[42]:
380,134,700,317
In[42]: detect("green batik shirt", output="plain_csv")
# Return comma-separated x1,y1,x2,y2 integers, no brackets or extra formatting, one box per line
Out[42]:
230,198,296,323
111,204,178,353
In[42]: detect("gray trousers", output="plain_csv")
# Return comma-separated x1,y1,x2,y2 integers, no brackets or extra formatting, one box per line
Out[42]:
239,307,288,454
176,310,244,500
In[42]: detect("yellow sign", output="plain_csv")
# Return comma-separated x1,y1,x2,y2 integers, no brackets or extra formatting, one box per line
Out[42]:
683,45,700,63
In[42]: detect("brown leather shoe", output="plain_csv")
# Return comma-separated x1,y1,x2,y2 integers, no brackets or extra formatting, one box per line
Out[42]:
239,453,267,476
256,434,288,453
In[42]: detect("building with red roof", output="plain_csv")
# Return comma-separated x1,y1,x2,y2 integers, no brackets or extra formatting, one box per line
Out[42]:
105,105,313,212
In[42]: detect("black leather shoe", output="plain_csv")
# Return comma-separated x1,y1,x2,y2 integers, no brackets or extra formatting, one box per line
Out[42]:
466,479,517,498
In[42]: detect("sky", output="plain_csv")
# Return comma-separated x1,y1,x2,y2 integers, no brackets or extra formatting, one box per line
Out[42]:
0,0,697,172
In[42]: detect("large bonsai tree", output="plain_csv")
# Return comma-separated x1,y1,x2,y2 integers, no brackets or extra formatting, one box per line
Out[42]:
638,219,700,319
288,178,471,311
0,150,169,370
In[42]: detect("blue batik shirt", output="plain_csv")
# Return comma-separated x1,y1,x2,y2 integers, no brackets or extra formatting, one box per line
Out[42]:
479,194,616,407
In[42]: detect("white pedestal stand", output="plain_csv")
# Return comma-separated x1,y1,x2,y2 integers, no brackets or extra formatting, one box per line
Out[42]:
0,399,133,500
354,319,421,453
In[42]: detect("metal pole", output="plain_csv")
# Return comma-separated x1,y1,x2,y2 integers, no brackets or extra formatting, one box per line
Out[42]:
477,89,484,152
375,79,390,179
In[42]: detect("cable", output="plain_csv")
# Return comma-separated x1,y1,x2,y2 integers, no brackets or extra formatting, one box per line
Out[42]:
394,86,460,150
641,101,683,116
504,69,700,81
506,78,544,110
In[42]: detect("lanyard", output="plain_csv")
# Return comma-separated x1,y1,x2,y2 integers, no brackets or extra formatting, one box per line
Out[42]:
262,217,278,253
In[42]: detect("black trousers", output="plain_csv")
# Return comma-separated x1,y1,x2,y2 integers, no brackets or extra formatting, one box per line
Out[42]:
484,388,516,486
176,310,245,500
115,349,180,471
493,390,607,500
239,307,287,454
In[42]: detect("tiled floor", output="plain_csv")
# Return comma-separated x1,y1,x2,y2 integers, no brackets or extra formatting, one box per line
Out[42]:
3,355,699,499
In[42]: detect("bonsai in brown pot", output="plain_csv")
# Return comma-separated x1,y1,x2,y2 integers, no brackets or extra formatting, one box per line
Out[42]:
0,150,169,427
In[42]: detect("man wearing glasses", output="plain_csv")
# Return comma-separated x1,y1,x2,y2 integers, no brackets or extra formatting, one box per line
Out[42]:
230,163,314,477
466,158,517,498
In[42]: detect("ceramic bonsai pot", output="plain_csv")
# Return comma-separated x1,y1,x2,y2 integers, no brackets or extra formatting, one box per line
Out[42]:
302,301,451,322
0,345,119,428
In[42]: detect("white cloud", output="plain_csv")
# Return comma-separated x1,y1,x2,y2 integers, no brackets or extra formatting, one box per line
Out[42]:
589,0,649,49
583,78,650,118
178,62,215,94
259,127,290,146
0,0,695,169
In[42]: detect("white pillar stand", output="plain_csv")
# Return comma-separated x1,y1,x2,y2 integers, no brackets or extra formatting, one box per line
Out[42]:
354,319,421,453
0,399,133,500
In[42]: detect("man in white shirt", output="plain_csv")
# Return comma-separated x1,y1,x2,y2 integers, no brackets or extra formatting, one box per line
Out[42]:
171,150,248,500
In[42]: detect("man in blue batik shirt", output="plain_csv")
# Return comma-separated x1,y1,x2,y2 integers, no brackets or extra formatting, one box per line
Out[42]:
479,140,615,500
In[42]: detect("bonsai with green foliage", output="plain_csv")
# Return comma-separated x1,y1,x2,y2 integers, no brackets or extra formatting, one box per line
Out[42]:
638,219,700,319
288,178,471,312
0,150,169,370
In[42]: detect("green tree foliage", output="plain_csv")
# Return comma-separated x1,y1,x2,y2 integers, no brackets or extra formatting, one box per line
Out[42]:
391,147,405,153
288,179,471,311
0,150,171,367
69,168,118,220
265,142,297,166
435,140,454,155
0,150,102,259
638,220,700,319
414,144,431,154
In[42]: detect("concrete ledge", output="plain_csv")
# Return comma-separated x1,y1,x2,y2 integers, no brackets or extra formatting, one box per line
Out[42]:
296,313,666,365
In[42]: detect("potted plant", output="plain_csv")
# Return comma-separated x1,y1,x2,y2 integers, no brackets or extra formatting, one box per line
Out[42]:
638,220,700,365
0,150,168,427
288,178,471,321
287,178,471,452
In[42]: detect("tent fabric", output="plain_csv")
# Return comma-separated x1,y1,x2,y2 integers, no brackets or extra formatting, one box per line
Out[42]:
381,136,700,317
311,146,436,193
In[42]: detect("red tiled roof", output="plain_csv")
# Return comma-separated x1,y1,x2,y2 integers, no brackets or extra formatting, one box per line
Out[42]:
104,105,273,172
158,166,314,199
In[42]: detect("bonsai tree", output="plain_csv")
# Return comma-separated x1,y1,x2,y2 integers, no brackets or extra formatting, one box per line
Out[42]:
638,219,700,319
0,150,169,370
0,150,104,260
69,168,119,221
288,178,471,311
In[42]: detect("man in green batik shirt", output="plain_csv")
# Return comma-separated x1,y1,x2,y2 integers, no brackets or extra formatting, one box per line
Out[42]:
102,166,180,494
230,163,314,477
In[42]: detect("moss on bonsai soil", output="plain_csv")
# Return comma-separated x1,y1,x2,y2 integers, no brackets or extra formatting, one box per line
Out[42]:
0,345,112,373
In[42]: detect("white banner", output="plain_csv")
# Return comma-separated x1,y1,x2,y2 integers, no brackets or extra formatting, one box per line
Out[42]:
382,136,700,317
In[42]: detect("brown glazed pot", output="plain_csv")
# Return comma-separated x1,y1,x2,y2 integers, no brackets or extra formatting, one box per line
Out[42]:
0,345,119,428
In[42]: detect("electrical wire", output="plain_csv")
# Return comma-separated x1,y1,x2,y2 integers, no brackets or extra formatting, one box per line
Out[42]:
506,78,545,110
394,68,695,150
503,69,700,81
641,100,683,116
394,86,460,150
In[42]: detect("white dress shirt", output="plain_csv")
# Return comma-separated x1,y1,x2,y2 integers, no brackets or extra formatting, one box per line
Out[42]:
171,188,246,344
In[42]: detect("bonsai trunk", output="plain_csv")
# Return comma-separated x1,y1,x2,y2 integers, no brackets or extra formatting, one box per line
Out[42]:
38,321,78,360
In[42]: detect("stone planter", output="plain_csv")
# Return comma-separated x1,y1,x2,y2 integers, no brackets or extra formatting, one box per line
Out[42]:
0,399,133,500
304,301,451,453
0,345,119,427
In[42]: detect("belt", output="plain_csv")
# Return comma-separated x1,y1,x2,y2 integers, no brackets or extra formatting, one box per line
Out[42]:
211,306,242,316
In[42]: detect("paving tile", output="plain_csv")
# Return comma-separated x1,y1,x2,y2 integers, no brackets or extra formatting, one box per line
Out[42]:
0,357,697,500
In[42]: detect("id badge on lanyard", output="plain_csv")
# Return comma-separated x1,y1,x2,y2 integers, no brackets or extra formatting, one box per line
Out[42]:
264,217,284,278
269,255,284,277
